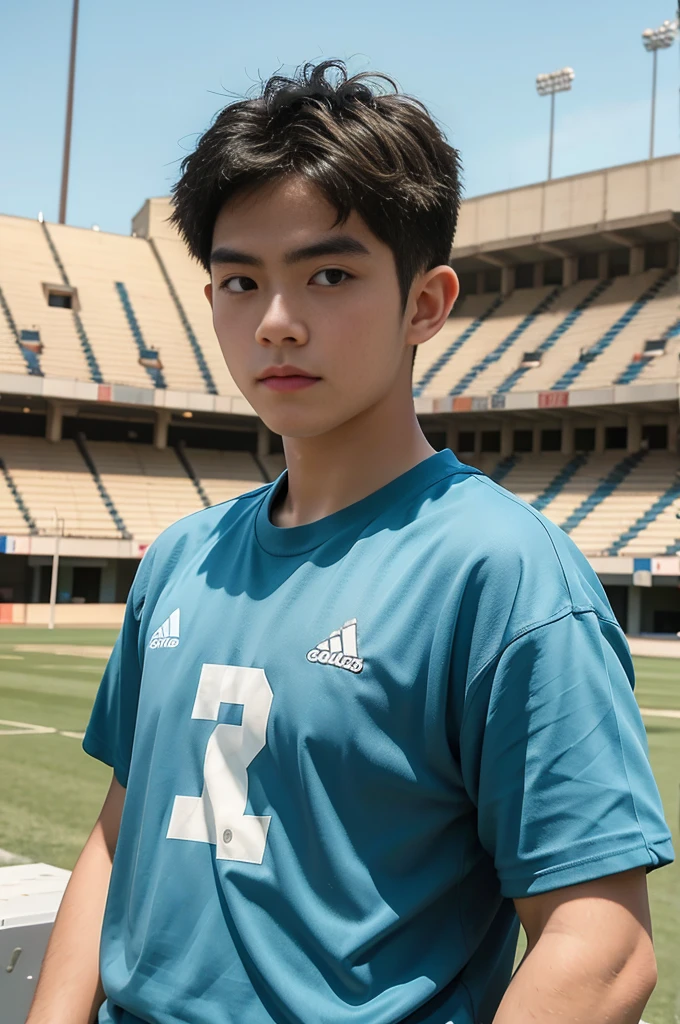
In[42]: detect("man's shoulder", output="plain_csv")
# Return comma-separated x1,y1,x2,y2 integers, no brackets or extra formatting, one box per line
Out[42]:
157,482,271,547
134,482,271,603
428,470,609,620
422,470,623,688
432,468,569,555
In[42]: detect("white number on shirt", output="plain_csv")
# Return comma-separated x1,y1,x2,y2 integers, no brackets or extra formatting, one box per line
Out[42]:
166,664,273,863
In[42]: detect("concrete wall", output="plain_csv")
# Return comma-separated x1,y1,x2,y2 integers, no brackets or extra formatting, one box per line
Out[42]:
132,198,177,242
0,603,125,626
454,154,680,251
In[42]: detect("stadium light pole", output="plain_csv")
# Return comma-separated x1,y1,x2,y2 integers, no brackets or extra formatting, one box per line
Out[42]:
58,0,80,224
642,19,678,159
535,67,575,181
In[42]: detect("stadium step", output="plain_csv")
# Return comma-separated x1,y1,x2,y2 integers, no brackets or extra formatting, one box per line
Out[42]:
665,535,680,556
114,281,167,389
0,284,43,376
174,443,211,508
40,222,104,384
74,434,131,538
489,454,518,484
559,449,649,534
149,239,218,396
532,452,590,513
412,293,505,397
496,278,613,394
449,287,561,396
0,456,38,533
615,310,680,386
607,474,680,555
550,269,676,392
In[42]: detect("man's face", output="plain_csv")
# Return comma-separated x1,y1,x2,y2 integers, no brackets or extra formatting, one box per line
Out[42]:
206,177,411,439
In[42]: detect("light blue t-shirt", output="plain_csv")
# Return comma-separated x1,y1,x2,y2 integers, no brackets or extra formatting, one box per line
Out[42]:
84,449,673,1024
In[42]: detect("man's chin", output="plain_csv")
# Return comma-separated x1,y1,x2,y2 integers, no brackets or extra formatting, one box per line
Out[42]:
255,408,351,441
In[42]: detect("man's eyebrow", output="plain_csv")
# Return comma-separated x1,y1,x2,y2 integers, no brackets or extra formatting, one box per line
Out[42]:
209,247,263,267
284,236,370,264
209,236,370,268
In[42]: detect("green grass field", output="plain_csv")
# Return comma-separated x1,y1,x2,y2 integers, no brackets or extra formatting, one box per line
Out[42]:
0,627,678,1022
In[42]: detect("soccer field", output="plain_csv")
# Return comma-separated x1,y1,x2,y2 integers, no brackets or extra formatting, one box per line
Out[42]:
0,627,678,1023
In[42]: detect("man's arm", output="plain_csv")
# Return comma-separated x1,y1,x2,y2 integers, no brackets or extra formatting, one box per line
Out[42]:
26,773,125,1024
493,867,657,1023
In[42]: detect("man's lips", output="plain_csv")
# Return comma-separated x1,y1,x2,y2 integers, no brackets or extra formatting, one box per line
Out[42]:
259,375,320,391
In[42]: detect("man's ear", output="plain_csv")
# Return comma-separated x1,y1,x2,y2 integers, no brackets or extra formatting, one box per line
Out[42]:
204,282,213,307
406,266,459,350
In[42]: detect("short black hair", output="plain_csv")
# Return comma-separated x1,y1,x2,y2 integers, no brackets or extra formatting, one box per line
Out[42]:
171,60,463,307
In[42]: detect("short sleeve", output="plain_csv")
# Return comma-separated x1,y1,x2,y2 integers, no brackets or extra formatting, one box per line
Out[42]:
82,555,150,787
459,607,674,898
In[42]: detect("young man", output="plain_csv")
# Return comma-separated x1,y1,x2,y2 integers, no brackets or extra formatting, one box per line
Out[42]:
29,60,672,1024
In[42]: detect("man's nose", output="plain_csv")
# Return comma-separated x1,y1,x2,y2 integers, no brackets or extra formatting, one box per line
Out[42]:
255,293,308,348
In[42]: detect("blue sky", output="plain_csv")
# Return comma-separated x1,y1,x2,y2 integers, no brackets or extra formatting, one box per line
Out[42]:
1,0,679,235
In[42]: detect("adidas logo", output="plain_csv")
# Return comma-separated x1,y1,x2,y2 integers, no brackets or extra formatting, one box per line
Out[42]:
306,618,363,674
149,608,180,649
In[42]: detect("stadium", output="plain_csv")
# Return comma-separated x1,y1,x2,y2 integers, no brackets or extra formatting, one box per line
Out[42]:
0,154,679,631
1,48,679,1024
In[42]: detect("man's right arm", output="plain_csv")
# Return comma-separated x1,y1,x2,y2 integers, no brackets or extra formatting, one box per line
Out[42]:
26,772,125,1024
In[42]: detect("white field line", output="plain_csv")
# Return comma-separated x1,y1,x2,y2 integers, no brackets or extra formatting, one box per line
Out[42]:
0,847,30,865
0,719,84,739
11,644,111,659
0,719,57,736
639,707,680,720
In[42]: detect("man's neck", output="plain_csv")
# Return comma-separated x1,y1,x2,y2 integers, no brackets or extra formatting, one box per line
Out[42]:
271,388,435,529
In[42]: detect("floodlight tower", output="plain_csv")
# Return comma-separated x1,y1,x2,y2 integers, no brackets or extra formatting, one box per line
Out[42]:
535,67,575,181
642,19,678,159
59,0,80,224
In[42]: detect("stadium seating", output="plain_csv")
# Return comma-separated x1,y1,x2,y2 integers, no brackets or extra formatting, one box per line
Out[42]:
566,451,678,556
147,240,217,395
0,215,93,381
0,210,677,566
413,293,503,394
607,454,680,556
85,442,205,544
470,281,596,395
448,287,561,396
151,237,242,397
0,282,36,378
183,449,265,505
490,449,679,555
610,279,680,386
496,279,614,394
515,451,623,526
0,432,676,557
552,270,677,391
47,224,208,393
0,435,123,537
491,452,572,505
501,271,667,393
626,309,680,385
417,288,559,397
0,434,277,544
2,212,676,404
0,456,33,534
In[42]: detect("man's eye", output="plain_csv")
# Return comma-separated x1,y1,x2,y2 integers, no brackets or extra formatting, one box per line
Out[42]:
222,276,257,293
311,268,350,287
